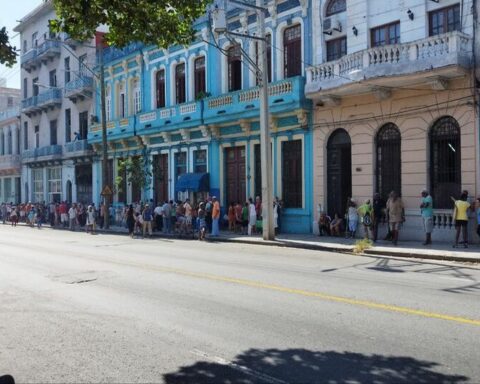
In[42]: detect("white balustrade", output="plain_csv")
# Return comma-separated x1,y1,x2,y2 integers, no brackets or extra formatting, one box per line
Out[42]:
179,103,197,115
207,95,233,109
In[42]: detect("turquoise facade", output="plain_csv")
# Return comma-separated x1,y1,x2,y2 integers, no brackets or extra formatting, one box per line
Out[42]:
88,0,314,233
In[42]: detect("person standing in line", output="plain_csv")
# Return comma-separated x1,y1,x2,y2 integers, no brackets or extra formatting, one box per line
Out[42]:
86,205,96,234
420,189,434,245
241,201,249,235
126,205,135,238
154,202,163,232
372,193,385,242
142,204,153,238
205,197,213,233
452,191,471,248
386,191,405,246
475,197,480,240
197,202,207,240
162,200,171,234
68,203,77,231
357,199,373,240
347,199,358,239
211,196,220,237
248,197,257,236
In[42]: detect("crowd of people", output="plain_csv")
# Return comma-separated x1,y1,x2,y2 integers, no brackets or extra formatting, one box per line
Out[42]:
0,195,284,241
2,190,479,246
318,190,480,247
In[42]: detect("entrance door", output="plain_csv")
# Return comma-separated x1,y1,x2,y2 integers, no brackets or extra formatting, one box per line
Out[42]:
327,129,352,218
225,146,246,205
154,154,169,205
75,164,92,204
66,180,72,203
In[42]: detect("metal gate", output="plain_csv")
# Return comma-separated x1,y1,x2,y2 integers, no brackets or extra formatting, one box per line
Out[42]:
327,129,352,219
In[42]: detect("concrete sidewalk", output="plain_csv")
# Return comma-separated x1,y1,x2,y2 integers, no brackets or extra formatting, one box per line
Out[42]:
11,222,480,263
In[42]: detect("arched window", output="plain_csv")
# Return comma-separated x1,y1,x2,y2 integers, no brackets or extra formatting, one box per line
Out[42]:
228,45,242,91
155,69,165,109
194,56,206,99
376,123,401,201
175,63,186,104
430,116,461,209
326,0,346,16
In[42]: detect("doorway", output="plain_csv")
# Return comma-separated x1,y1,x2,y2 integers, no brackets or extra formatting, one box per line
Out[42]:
154,154,169,205
327,129,352,219
225,146,246,205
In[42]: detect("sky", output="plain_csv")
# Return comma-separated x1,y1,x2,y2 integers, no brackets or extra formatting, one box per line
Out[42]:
0,0,44,89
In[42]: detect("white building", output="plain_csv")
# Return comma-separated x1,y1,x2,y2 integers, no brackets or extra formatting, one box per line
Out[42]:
0,82,21,203
307,0,480,241
14,0,96,204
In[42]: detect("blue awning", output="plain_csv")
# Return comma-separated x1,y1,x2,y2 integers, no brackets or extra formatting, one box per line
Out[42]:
175,173,210,193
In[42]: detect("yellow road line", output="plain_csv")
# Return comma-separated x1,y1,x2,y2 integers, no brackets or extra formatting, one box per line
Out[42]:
110,259,480,327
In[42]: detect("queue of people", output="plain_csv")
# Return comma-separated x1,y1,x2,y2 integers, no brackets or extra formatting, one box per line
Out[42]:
317,189,480,247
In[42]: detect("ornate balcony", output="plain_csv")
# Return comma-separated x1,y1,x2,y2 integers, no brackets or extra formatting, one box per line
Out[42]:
37,88,62,111
0,107,20,123
305,31,472,101
64,139,93,158
37,40,61,62
0,155,21,175
65,76,94,102
22,145,63,164
20,48,39,72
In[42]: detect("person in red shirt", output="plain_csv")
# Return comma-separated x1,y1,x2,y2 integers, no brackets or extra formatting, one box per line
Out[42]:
211,196,220,236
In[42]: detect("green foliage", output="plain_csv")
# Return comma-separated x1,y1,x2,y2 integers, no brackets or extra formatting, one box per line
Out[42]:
353,239,373,254
115,156,152,193
50,0,213,48
0,27,17,67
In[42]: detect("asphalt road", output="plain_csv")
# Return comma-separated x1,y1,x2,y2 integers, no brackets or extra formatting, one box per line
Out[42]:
0,224,479,384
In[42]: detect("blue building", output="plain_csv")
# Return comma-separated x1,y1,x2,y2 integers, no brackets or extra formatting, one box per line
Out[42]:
88,0,313,233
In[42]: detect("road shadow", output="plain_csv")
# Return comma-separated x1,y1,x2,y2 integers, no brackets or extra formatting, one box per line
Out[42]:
163,348,469,384
0,375,15,384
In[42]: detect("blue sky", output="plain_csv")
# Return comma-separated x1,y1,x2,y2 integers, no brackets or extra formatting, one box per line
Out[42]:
0,0,43,89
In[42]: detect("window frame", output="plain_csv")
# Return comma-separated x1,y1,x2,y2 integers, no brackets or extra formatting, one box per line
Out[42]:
194,56,206,99
326,0,346,17
326,36,347,62
227,44,242,92
175,62,186,105
371,21,401,47
429,4,461,36
156,69,166,109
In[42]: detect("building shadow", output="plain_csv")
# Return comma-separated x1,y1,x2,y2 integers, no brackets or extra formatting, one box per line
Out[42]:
163,348,468,384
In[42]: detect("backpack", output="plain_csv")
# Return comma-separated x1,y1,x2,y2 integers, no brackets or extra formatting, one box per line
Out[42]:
363,212,372,227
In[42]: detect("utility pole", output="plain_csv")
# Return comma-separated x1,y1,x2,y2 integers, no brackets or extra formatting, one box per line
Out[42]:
257,0,274,240
98,38,110,229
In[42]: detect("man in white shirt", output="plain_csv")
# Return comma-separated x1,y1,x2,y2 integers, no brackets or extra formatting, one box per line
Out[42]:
68,204,77,231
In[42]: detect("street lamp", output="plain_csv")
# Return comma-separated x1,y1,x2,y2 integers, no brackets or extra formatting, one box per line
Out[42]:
213,0,274,240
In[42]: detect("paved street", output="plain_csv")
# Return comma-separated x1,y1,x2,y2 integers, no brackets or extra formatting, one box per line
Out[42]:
0,225,479,383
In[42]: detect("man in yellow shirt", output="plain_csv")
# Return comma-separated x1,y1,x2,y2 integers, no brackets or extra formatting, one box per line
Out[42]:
453,191,471,248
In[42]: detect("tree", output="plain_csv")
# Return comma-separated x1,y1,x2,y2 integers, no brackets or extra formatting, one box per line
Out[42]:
0,27,17,67
50,0,213,48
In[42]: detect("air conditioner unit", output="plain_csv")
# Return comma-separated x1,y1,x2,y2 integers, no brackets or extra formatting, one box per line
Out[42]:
323,17,342,35
211,6,227,34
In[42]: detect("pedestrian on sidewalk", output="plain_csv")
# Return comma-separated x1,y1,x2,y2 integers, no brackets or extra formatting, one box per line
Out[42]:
68,204,77,231
241,201,249,235
86,205,96,234
420,189,434,245
126,205,135,238
452,191,471,248
211,196,220,237
318,212,331,236
162,200,172,234
142,204,153,238
386,191,405,246
346,199,358,239
372,193,384,242
357,199,373,240
475,197,480,240
197,202,207,240
248,198,257,236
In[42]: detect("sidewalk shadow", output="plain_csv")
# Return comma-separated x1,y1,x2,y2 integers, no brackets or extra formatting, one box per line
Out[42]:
163,348,468,384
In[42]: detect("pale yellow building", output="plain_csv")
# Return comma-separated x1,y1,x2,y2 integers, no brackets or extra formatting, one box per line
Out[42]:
307,0,479,241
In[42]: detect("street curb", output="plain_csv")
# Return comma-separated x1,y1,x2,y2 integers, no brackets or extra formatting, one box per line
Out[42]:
8,222,479,263
206,237,480,264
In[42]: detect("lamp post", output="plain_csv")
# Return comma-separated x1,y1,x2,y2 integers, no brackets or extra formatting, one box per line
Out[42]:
214,0,275,240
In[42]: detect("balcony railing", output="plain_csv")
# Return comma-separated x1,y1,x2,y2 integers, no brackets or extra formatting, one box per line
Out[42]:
65,76,94,99
306,31,472,94
65,139,92,153
20,48,38,66
0,107,20,122
101,42,144,64
0,154,21,170
22,145,63,160
37,88,62,108
37,40,61,60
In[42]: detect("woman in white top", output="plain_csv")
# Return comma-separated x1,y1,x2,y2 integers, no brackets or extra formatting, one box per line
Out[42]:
86,205,96,234
248,198,257,236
